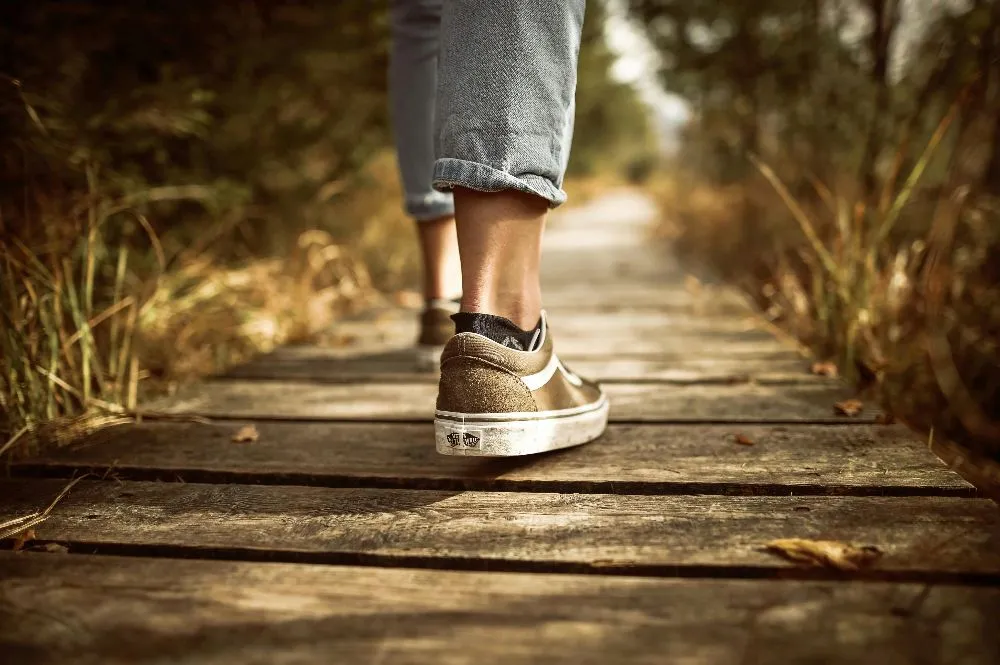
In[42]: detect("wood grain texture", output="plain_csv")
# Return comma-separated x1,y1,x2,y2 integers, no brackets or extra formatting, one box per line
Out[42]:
225,348,818,385
153,380,877,422
339,327,790,359
2,553,998,665
263,305,790,360
933,437,1000,503
13,422,971,494
4,480,998,576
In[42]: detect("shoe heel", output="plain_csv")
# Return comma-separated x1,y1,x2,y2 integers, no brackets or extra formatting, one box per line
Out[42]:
434,397,609,457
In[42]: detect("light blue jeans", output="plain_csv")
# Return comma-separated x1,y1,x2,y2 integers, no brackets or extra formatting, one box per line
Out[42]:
389,0,584,222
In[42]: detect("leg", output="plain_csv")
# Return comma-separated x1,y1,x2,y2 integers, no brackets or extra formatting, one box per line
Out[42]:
433,0,585,328
389,0,461,302
414,213,461,301
432,1,607,458
453,189,546,329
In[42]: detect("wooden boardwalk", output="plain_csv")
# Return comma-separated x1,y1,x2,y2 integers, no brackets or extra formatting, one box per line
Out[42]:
2,192,998,664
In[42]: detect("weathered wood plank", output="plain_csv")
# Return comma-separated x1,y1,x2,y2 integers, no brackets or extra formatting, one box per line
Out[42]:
319,317,791,359
154,380,876,422
13,422,971,494
331,309,773,338
2,553,997,665
4,480,997,576
544,286,747,311
933,437,1000,503
226,347,816,384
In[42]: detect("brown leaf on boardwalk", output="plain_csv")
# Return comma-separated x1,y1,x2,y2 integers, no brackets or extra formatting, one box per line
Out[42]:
733,433,755,446
764,538,883,570
834,399,864,417
810,361,839,378
12,529,35,552
231,424,260,443
42,543,69,554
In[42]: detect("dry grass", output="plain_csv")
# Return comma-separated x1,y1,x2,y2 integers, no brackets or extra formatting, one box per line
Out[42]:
653,143,1000,461
0,155,416,459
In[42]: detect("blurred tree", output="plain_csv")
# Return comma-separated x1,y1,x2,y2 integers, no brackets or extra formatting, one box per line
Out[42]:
569,1,657,178
1,0,654,252
627,0,1000,196
1,0,390,256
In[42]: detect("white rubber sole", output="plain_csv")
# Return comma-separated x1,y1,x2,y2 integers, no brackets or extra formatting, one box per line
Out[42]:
434,396,609,457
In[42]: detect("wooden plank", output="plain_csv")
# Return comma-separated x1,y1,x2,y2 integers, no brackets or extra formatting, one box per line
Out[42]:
2,553,998,665
13,422,971,494
152,379,876,422
225,349,820,384
319,317,791,359
545,286,748,312
933,437,1000,503
4,480,998,577
337,308,769,334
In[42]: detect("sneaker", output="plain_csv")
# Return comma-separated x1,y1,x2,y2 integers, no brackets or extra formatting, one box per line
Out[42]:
415,299,460,370
434,312,609,456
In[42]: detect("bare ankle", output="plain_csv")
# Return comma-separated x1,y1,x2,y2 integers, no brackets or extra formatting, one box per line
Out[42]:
460,292,541,330
416,215,462,301
454,188,546,330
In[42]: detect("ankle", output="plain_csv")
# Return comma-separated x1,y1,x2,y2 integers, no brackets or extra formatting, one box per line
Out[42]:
460,292,541,330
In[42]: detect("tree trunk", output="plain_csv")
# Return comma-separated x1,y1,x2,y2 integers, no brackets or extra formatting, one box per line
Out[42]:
981,3,1000,190
858,0,899,201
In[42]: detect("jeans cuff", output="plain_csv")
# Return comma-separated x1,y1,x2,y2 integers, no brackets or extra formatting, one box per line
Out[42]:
432,158,566,207
406,192,455,222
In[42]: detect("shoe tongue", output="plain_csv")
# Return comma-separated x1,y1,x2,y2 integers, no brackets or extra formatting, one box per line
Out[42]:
452,312,542,351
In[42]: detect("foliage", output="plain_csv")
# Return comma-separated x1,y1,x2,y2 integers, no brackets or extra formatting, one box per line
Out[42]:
570,1,659,178
0,1,393,455
0,0,651,456
633,0,1000,459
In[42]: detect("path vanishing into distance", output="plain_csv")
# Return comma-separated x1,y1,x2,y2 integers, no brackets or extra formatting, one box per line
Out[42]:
2,191,999,664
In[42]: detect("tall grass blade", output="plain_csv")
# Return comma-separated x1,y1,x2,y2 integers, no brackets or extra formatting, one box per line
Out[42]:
872,96,961,247
749,155,842,284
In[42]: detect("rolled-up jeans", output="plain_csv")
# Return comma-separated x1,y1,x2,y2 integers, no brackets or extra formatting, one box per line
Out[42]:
389,0,583,222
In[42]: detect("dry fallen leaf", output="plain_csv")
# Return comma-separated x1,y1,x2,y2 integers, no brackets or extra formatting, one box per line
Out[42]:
834,399,864,417
12,529,36,552
231,424,260,443
810,361,839,378
42,543,69,554
764,538,883,571
734,434,755,446
875,413,896,425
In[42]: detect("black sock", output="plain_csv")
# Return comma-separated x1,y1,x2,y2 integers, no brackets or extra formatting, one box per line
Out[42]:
452,312,542,351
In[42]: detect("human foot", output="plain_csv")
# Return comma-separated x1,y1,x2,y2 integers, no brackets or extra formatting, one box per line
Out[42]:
415,298,460,370
434,312,608,456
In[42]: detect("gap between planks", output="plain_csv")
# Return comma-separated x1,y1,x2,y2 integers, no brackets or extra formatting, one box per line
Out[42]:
11,422,971,497
5,543,999,586
9,464,977,498
3,480,997,584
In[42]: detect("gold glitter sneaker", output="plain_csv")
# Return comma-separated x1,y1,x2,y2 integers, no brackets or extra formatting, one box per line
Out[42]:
416,299,460,370
434,312,608,456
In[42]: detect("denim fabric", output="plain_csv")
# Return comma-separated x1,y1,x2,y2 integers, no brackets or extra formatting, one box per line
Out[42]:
389,0,455,222
390,0,584,213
